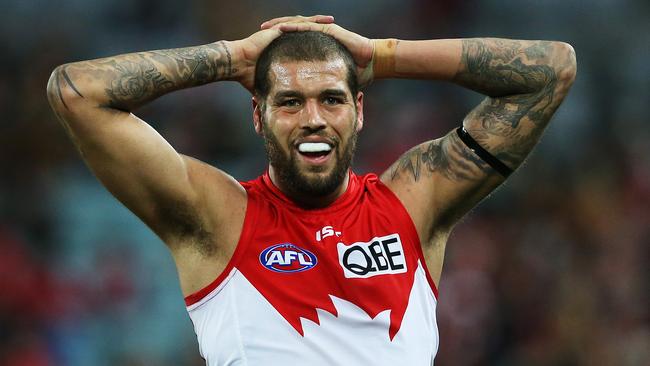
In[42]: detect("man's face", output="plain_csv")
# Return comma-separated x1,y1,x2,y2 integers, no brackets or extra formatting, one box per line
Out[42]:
254,58,364,198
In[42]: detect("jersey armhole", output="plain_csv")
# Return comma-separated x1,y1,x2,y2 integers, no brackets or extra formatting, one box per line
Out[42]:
375,179,439,299
184,183,260,307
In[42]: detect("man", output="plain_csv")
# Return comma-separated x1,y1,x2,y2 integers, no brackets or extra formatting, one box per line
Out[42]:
46,14,576,365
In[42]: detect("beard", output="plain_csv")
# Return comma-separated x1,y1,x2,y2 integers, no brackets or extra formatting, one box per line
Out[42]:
262,121,358,198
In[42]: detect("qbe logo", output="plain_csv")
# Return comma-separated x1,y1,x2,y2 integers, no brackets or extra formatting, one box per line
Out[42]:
260,243,318,273
337,234,407,279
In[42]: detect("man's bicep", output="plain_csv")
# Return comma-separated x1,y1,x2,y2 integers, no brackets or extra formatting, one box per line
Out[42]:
381,129,504,232
61,105,200,237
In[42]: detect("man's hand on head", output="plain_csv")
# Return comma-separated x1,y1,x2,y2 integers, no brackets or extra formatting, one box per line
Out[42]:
230,28,283,92
260,15,375,88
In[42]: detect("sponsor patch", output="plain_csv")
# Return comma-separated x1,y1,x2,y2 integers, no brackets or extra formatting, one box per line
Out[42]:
260,243,318,273
337,234,407,278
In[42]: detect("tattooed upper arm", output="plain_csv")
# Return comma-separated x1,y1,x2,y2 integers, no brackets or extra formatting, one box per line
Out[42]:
384,129,502,231
389,131,492,183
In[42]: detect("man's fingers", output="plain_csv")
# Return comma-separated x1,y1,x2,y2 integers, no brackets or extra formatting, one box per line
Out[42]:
261,15,333,29
260,16,295,29
260,15,334,29
271,21,339,34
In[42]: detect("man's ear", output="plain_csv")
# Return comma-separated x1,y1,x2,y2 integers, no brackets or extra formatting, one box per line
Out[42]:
355,91,364,132
252,96,264,135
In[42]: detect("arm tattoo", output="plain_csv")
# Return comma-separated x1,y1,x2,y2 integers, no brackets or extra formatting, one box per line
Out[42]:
105,59,175,108
53,69,70,111
61,66,84,98
48,65,84,112
391,39,575,183
218,40,233,78
390,130,491,182
58,42,234,111
454,39,558,97
452,38,575,170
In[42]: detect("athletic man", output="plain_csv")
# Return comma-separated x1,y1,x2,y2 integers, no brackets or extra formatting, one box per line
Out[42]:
46,15,576,365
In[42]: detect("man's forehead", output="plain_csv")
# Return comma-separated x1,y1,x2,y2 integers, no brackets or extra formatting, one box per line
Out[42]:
268,58,350,95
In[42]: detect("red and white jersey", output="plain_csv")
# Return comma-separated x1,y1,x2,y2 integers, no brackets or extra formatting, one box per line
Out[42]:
185,171,439,365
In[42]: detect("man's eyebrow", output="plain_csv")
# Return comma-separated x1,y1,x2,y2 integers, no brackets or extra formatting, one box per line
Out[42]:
320,89,348,98
272,89,348,102
273,90,304,100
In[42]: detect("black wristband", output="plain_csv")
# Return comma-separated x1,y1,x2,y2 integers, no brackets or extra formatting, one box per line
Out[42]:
455,127,513,178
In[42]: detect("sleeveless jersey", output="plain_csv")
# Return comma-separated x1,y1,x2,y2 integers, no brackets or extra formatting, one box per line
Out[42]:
185,171,439,365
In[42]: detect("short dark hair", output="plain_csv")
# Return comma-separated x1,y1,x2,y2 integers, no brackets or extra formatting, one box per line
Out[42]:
254,31,359,100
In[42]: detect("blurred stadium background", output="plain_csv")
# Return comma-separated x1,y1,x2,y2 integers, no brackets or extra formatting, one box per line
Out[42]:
1,0,648,365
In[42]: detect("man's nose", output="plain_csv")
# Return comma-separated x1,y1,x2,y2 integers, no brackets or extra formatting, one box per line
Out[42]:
302,99,326,129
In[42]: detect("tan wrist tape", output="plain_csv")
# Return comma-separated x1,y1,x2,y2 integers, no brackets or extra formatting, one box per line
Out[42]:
372,38,398,79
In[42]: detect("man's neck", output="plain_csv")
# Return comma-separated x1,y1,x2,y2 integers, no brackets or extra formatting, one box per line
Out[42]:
267,166,350,209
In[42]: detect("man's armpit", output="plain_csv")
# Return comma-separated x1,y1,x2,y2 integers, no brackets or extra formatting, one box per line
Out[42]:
155,197,215,256
388,129,495,184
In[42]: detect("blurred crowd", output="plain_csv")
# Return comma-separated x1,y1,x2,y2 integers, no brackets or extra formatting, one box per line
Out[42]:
1,0,648,365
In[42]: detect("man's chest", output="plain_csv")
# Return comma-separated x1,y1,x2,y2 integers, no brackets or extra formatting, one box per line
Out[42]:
234,207,423,337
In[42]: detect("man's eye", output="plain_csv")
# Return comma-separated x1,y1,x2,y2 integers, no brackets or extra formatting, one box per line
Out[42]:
282,99,301,107
324,97,343,105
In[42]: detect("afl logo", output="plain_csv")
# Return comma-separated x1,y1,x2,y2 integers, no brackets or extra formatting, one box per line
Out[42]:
260,243,318,273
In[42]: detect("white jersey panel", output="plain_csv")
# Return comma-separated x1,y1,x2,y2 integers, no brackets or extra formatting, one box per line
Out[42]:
187,262,438,366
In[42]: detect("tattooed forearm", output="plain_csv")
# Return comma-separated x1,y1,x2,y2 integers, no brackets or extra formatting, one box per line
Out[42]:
453,39,560,97
54,42,234,111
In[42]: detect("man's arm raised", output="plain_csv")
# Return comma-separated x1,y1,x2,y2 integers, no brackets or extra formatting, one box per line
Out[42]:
373,38,576,283
45,30,283,248
380,38,576,230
